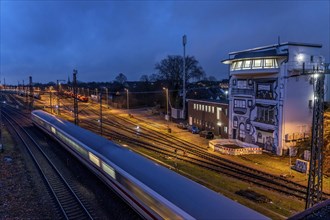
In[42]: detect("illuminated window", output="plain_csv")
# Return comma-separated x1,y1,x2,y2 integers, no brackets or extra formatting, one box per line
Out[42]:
212,106,215,113
237,80,247,88
102,162,116,179
233,118,238,128
231,62,236,71
234,99,246,108
217,107,222,119
239,123,245,139
243,60,252,69
89,152,100,167
224,126,228,133
194,104,196,109
232,58,278,71
264,59,273,68
235,61,243,70
253,59,263,68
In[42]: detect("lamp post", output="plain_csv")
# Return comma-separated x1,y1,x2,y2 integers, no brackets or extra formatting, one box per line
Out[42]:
49,87,53,113
163,87,169,120
182,34,187,119
99,92,103,136
56,79,65,115
105,87,109,108
125,88,129,110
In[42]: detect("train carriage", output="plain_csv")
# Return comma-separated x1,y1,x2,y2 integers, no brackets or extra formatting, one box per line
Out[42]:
31,110,268,220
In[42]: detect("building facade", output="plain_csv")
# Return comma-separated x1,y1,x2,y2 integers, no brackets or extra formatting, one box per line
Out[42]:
187,99,229,138
222,42,325,155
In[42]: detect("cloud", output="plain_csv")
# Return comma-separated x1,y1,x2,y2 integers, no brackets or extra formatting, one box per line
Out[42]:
0,0,329,84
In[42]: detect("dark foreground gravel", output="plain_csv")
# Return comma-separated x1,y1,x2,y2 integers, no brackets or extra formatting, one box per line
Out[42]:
0,126,55,219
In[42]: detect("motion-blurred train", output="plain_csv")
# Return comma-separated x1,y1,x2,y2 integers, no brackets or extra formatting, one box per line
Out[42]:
62,91,88,102
31,110,268,220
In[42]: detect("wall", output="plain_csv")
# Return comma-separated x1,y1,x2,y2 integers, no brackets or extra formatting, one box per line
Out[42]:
188,100,229,138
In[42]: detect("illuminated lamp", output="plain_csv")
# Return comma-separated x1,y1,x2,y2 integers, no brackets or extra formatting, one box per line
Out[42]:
312,73,319,78
297,54,304,62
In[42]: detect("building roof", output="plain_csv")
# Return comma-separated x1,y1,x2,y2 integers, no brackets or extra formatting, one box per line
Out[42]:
187,98,229,105
229,42,322,55
222,42,322,64
233,49,287,59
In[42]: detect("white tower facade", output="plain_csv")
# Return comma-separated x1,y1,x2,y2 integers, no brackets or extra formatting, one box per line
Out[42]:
223,42,324,155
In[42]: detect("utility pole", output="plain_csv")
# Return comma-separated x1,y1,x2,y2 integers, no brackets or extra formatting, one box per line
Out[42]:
305,63,330,209
23,80,28,104
125,88,129,110
49,87,53,113
99,92,103,136
56,79,65,115
182,35,187,119
163,87,169,119
73,69,79,125
106,87,109,108
29,76,33,110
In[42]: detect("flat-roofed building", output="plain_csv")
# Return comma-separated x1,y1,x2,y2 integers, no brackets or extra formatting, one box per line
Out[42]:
222,42,325,155
187,99,229,138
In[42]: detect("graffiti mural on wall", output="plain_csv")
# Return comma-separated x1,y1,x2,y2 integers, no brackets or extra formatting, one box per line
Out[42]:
231,78,278,153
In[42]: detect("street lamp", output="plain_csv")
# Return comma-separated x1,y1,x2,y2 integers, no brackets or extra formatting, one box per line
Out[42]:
163,87,169,120
49,86,53,113
105,87,109,108
182,34,187,119
99,91,103,136
125,88,129,110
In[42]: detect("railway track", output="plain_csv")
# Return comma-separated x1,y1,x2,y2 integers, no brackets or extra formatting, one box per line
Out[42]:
8,94,329,201
76,109,313,200
2,108,94,220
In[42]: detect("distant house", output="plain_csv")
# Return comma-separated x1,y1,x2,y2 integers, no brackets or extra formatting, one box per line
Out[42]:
222,42,325,155
219,79,229,89
187,99,229,138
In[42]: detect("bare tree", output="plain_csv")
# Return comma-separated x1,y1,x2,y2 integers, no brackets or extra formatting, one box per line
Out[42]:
155,55,205,107
149,73,160,82
115,73,127,84
155,55,204,85
140,74,149,82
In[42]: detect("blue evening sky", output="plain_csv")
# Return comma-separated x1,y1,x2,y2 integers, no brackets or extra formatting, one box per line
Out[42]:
1,0,329,84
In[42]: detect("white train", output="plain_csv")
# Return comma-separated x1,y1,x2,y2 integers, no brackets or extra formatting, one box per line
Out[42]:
31,110,268,220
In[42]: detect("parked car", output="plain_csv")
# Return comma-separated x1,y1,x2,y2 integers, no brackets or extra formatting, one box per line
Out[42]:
199,131,214,139
177,122,188,129
188,125,200,134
